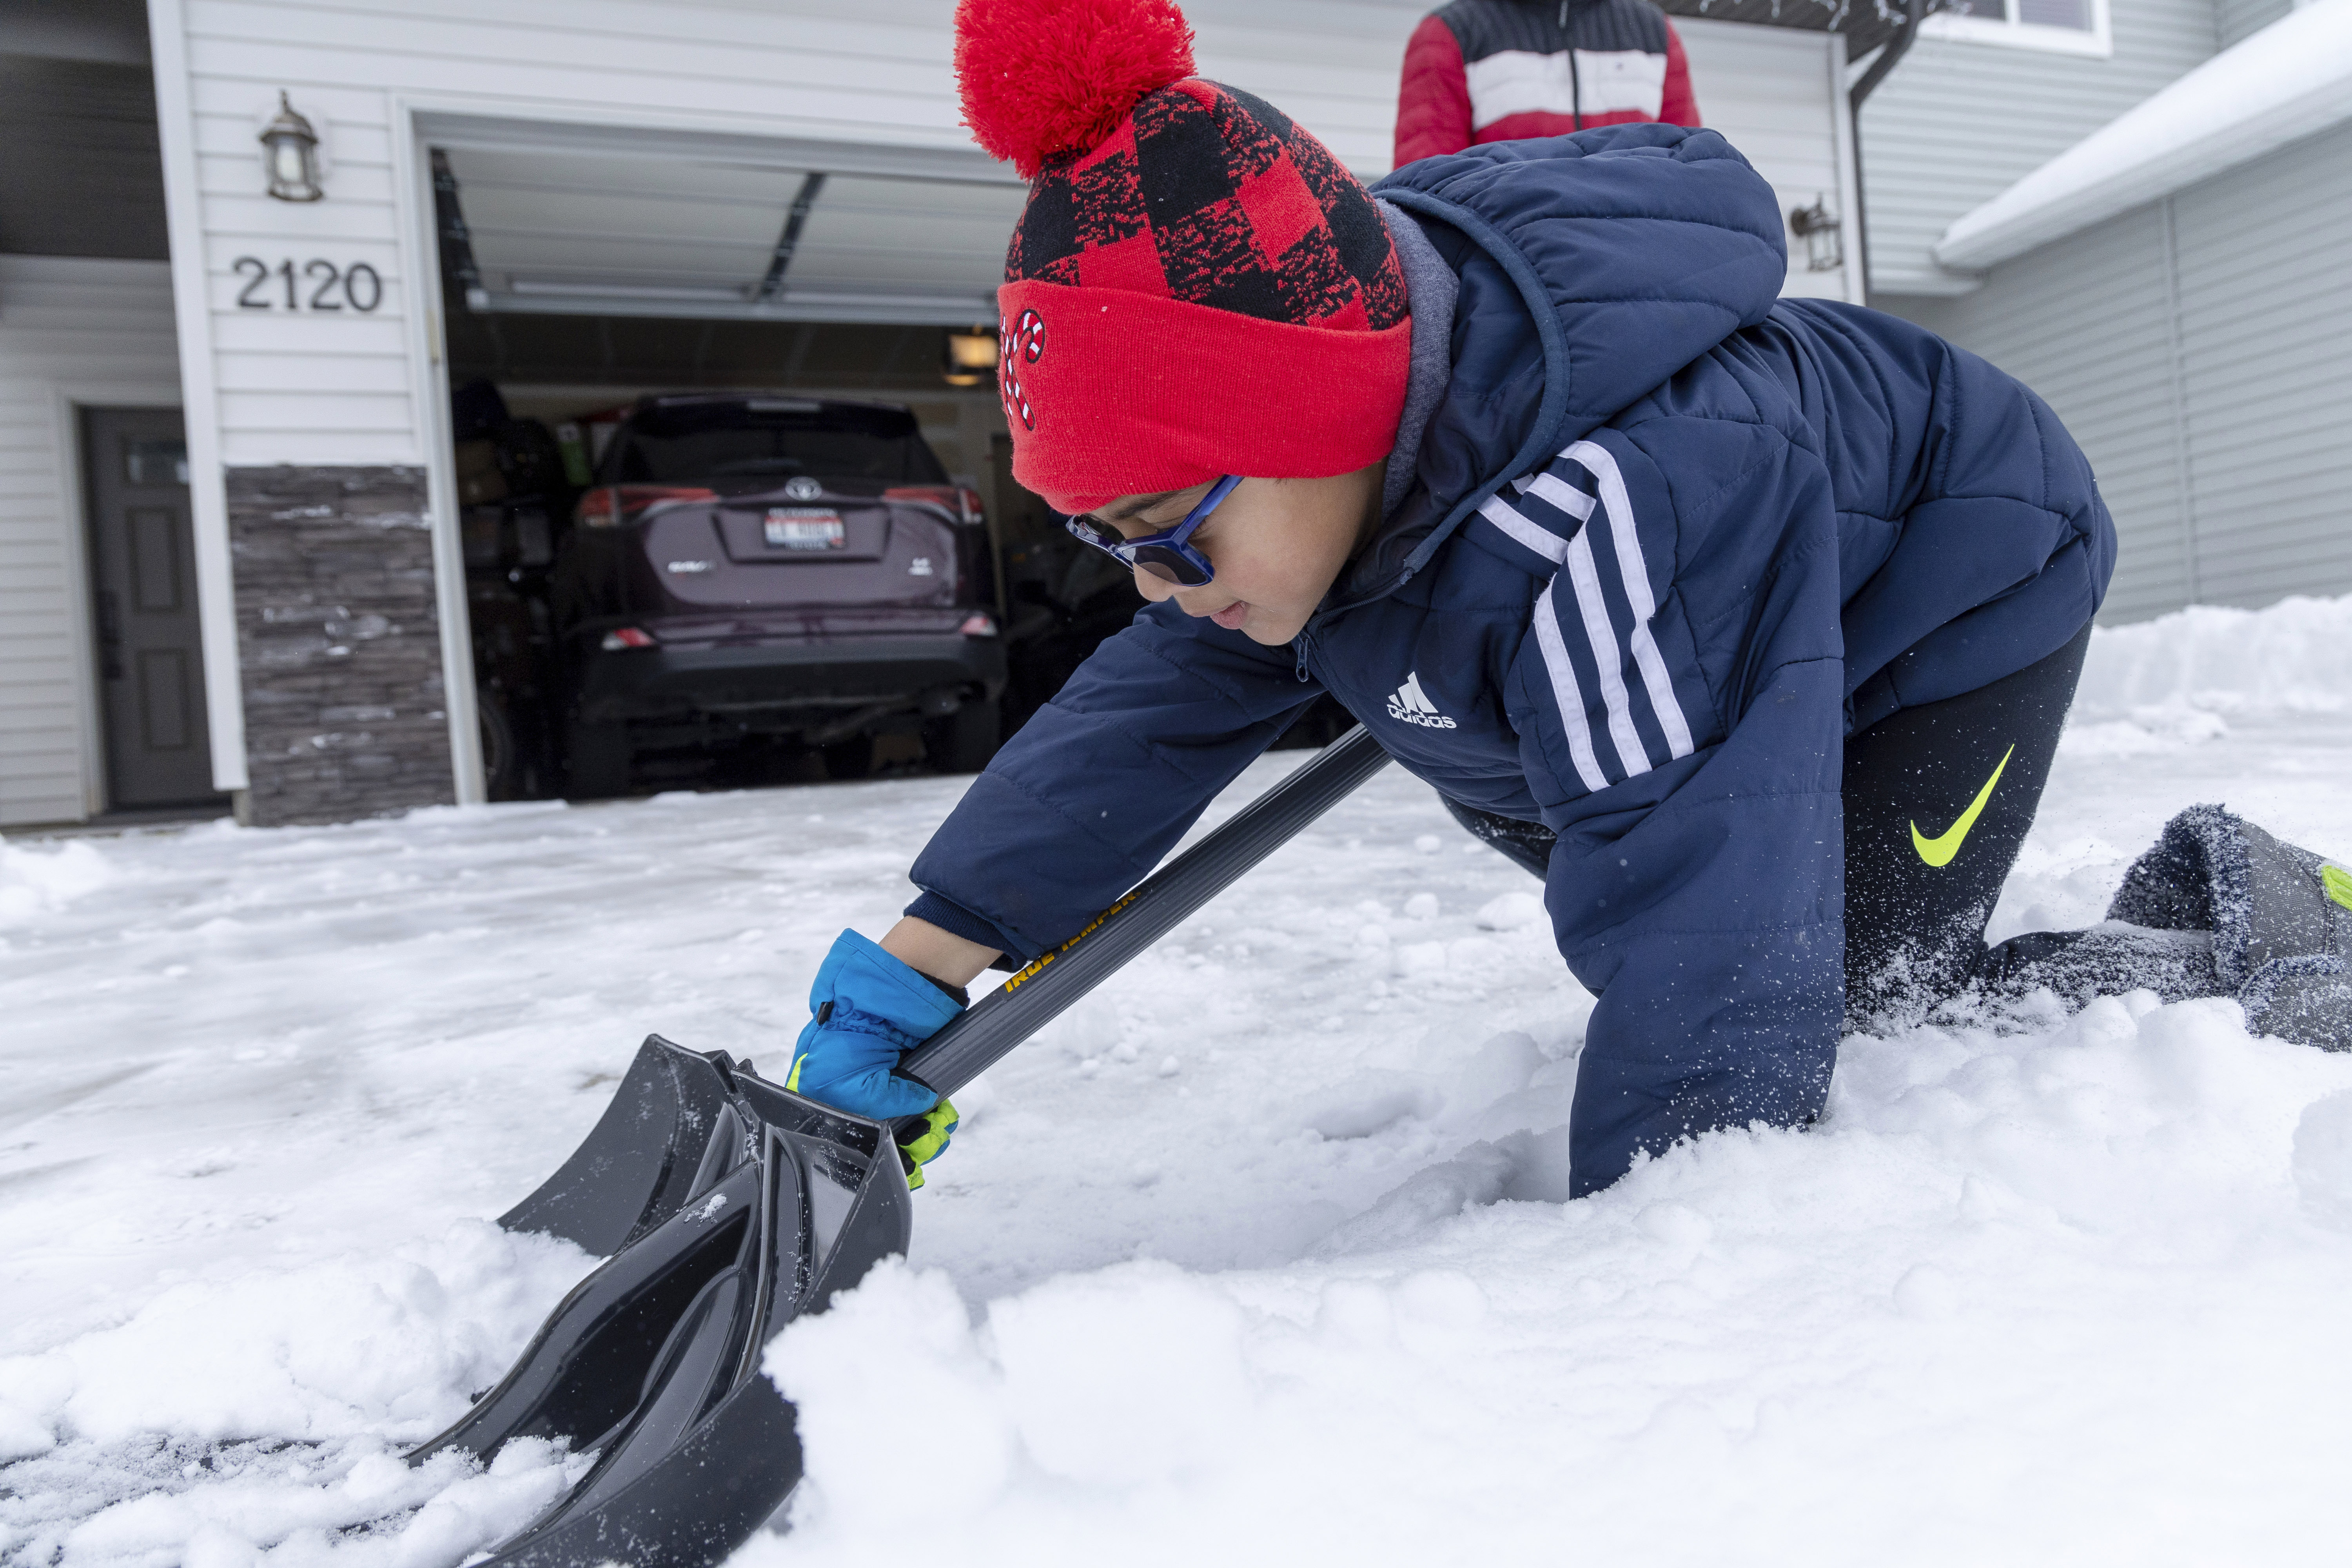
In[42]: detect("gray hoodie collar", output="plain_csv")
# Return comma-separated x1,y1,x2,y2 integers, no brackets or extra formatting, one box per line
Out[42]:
1376,197,1458,523
1311,200,1458,622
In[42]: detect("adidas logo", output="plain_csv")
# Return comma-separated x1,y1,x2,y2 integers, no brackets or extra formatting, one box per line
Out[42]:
1386,670,1458,730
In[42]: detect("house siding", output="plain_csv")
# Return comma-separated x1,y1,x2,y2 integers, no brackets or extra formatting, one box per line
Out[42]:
0,256,182,827
2167,117,2352,609
1858,0,2218,297
1905,115,2352,622
2214,0,2293,46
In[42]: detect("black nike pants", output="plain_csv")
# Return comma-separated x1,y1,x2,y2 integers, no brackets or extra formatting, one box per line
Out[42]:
1839,622,2089,1019
1444,621,2205,1024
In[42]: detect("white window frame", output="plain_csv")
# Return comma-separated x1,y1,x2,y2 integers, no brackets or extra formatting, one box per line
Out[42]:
1918,0,2114,56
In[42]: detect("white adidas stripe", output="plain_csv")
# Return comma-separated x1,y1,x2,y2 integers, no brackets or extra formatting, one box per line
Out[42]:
1481,488,1606,788
1562,442,1695,760
1565,529,1650,779
1477,491,1570,563
1524,470,1598,524
1476,442,1699,793
1533,588,1610,794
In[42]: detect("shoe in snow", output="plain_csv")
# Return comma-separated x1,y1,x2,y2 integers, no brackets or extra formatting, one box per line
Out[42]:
2109,805,2352,1050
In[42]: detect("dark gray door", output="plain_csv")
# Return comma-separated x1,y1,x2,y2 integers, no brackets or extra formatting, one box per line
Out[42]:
83,407,220,810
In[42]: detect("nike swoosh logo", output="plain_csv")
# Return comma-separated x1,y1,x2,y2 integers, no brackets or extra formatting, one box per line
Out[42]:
1910,744,2014,867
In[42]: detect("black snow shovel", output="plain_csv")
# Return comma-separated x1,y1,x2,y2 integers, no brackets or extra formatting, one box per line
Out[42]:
410,725,1392,1568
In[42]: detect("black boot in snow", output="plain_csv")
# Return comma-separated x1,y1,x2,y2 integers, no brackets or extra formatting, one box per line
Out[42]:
2105,805,2352,1051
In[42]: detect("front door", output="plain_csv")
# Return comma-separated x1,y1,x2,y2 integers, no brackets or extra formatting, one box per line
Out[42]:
82,407,221,810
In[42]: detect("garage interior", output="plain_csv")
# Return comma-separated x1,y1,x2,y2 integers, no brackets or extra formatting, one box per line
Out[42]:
424,119,1173,798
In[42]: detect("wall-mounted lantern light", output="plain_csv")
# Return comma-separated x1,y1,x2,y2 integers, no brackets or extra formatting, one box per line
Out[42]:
1789,197,1844,274
260,92,324,203
943,326,997,388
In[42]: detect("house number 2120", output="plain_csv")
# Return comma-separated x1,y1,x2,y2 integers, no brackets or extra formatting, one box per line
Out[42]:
232,257,385,312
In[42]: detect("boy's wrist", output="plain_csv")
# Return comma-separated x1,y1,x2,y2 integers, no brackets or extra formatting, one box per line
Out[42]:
880,915,998,991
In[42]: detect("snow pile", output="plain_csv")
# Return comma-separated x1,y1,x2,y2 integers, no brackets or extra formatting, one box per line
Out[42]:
0,838,114,929
1936,0,2352,267
2061,592,2352,759
2079,593,2352,716
0,1223,593,1565
761,992,2352,1567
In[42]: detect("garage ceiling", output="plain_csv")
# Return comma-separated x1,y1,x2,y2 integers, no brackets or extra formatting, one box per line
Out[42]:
429,118,1026,327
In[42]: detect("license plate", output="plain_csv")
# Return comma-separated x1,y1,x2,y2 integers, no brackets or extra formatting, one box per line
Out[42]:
763,509,844,550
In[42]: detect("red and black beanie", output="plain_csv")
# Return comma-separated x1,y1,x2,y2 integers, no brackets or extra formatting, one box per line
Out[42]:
956,0,1412,512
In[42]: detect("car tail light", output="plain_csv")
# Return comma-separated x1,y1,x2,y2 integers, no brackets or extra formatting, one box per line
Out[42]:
886,485,986,524
600,626,657,651
958,613,997,637
576,485,718,528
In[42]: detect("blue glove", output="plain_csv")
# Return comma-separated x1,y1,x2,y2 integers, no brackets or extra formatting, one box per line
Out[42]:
788,931,962,1181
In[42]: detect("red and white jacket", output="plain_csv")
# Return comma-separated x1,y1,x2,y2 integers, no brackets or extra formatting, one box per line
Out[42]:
1394,0,1699,169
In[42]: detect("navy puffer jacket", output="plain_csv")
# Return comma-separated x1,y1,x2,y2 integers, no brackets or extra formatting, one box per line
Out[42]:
907,125,2114,1195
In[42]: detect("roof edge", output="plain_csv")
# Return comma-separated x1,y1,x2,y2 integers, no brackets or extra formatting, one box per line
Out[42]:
1933,0,2352,271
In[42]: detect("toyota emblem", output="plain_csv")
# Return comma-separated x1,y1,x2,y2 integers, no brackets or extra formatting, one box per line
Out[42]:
783,476,824,501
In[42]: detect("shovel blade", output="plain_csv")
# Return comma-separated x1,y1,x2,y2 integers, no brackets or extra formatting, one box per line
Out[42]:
434,1044,915,1568
465,1374,804,1568
501,1037,743,1256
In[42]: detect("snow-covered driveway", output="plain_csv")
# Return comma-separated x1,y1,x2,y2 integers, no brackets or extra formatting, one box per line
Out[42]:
6,599,2352,1567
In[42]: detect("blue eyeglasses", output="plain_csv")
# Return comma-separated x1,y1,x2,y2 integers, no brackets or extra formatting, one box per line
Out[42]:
1063,474,1241,588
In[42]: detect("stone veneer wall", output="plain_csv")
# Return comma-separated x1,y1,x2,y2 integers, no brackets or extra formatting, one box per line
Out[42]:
226,466,456,827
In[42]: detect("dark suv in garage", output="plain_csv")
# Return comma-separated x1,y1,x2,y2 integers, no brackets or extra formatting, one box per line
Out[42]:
548,394,1005,796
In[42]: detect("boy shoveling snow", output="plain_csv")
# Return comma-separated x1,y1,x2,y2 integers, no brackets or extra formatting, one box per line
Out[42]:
789,0,2352,1198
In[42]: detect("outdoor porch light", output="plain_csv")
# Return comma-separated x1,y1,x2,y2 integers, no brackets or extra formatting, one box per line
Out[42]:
1790,197,1844,274
260,93,323,202
943,326,997,388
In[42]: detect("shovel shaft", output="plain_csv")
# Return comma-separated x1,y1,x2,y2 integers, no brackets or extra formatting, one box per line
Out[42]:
895,725,1392,1102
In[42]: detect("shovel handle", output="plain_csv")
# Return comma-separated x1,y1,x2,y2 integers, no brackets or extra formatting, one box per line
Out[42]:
895,725,1393,1103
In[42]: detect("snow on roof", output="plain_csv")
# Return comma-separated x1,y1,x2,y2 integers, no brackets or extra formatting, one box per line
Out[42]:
1934,0,2352,271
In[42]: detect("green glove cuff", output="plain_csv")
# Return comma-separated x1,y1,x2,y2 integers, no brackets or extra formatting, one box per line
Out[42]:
894,1098,959,1191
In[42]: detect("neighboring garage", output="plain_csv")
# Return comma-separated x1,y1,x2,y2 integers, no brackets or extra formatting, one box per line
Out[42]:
6,0,1880,830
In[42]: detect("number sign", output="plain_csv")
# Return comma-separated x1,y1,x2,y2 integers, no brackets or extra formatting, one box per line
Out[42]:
232,257,385,312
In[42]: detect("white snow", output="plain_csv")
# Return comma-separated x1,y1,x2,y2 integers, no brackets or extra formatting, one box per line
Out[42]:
7,595,2352,1565
1935,0,2352,269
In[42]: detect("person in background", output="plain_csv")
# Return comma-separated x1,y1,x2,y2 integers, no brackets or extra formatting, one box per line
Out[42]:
1394,0,1700,168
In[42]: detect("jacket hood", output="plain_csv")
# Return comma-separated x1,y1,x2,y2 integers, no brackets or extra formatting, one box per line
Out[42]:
1343,124,1786,600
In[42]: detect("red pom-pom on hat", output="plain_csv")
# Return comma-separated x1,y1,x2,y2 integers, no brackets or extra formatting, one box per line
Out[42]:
955,0,1197,178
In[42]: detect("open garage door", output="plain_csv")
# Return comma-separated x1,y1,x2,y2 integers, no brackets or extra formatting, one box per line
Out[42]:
425,117,1026,326
414,114,1136,802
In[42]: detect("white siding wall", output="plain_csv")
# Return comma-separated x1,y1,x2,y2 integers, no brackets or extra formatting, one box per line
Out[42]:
2168,118,2352,608
0,257,182,827
1906,116,2352,622
1860,0,2218,296
2214,0,2293,45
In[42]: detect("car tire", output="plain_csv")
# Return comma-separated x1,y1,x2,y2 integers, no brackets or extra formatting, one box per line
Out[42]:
926,698,1000,775
820,735,873,780
565,715,632,800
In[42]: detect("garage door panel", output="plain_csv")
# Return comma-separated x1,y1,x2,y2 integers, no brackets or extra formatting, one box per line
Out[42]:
454,151,825,209
814,174,1029,224
463,185,796,245
442,128,1031,322
785,250,1007,295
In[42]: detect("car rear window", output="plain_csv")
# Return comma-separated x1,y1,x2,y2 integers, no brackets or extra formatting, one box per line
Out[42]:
605,401,947,485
